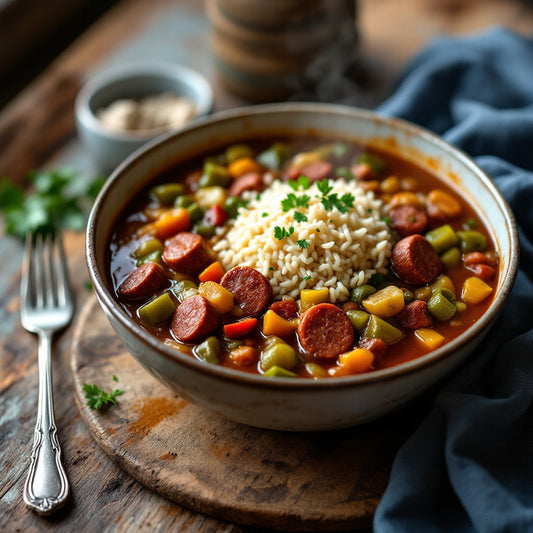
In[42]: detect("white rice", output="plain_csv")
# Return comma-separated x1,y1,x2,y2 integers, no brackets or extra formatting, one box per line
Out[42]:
212,179,393,302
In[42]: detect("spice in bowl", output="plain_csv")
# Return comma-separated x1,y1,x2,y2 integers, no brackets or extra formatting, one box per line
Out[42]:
96,92,196,134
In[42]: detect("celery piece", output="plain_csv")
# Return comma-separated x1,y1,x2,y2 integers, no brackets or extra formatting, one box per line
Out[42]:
362,315,403,344
263,365,298,378
257,143,291,170
136,250,162,266
150,183,185,205
194,336,221,364
456,230,487,253
198,162,231,188
174,194,194,208
138,293,176,326
425,224,459,254
440,246,461,268
260,342,298,371
134,237,164,258
346,310,370,331
225,144,253,163
427,290,456,321
350,284,376,304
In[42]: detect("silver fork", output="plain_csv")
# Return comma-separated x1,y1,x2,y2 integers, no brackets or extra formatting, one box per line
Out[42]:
20,230,73,515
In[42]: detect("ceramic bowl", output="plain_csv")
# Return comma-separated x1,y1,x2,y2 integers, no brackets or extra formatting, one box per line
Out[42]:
75,61,213,172
86,103,519,431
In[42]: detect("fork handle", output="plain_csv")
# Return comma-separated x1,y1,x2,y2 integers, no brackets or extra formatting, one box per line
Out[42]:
23,330,70,515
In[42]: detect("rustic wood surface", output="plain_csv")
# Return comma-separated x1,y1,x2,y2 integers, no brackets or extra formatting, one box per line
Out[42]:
1,1,533,532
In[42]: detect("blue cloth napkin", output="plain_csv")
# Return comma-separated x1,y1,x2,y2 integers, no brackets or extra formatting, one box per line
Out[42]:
373,28,533,533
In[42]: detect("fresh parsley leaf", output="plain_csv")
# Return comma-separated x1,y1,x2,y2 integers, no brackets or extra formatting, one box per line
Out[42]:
321,192,354,214
369,272,385,288
297,239,309,249
274,226,294,240
288,175,311,191
281,192,310,212
83,383,124,410
382,216,392,226
316,179,333,196
303,274,312,280
293,211,308,223
0,168,105,239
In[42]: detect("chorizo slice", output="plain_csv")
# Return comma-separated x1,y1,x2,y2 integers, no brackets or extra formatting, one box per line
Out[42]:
220,266,272,317
299,160,333,182
171,294,219,343
392,234,442,285
395,300,433,330
163,232,210,274
228,172,264,197
389,204,428,237
117,262,167,300
358,337,387,359
269,298,299,320
297,303,354,359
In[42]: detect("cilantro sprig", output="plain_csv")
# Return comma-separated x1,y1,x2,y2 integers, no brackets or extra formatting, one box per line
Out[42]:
0,168,105,239
83,382,124,410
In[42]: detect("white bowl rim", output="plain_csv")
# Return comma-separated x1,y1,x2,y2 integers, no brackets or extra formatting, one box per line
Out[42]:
75,60,213,142
86,102,519,391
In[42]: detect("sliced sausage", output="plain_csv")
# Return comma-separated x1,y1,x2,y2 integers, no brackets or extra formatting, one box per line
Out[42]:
220,266,272,317
395,300,433,330
392,234,442,285
297,303,354,359
389,204,428,237
299,160,333,182
351,163,375,181
163,232,210,274
228,172,264,197
466,263,496,281
117,262,167,300
171,294,219,343
358,337,387,359
269,298,299,320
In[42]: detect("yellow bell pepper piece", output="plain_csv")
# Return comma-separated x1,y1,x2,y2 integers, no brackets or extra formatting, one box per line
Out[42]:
262,310,298,337
300,288,329,311
428,189,462,218
198,281,234,314
338,348,374,375
194,186,226,208
414,328,445,350
362,285,405,317
461,277,493,304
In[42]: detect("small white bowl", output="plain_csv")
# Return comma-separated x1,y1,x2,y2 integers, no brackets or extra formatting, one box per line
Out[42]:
75,62,213,172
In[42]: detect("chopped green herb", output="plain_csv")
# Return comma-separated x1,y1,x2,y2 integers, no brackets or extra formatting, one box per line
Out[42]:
83,383,124,410
367,208,373,213
262,212,268,217
335,167,354,181
0,168,105,239
464,218,478,229
369,272,385,288
293,211,308,223
316,179,333,197
112,375,119,382
256,193,261,200
303,275,312,280
281,192,310,212
274,225,295,240
269,266,274,271
316,228,320,232
288,175,310,191
297,239,309,249
409,215,417,222
84,279,94,292
382,216,392,225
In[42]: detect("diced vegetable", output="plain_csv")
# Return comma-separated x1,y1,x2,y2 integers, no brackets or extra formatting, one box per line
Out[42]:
223,317,258,338
134,238,163,259
456,301,468,312
350,284,376,304
172,279,198,302
355,152,385,174
291,151,322,170
430,275,456,295
193,224,216,238
137,250,162,266
314,142,348,158
363,315,403,344
225,143,253,163
334,167,354,181
153,208,191,239
223,196,245,218
263,365,298,378
262,309,297,337
461,277,493,304
198,162,231,188
387,191,422,208
338,348,374,374
260,342,298,371
186,202,205,223
198,281,234,314
402,289,414,304
256,143,291,170
198,261,225,283
362,285,405,317
425,224,459,254
194,186,226,208
414,328,445,350
174,194,194,208
380,175,401,194
414,286,432,302
300,288,329,311
456,230,487,253
346,309,370,331
440,246,461,268
195,336,221,364
427,189,462,218
228,157,262,178
150,183,185,205
138,293,176,326
427,289,456,321
304,362,328,378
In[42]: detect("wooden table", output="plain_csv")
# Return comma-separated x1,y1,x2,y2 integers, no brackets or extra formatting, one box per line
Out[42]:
1,1,532,531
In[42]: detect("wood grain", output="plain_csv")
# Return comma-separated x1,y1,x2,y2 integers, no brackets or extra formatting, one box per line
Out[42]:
70,296,426,531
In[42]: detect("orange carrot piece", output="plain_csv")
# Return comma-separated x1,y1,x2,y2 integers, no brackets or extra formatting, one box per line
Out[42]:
154,208,191,240
198,261,225,283
223,318,258,338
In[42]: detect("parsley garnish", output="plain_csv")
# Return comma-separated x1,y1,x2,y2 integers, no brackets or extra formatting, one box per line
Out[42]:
316,179,354,214
297,239,309,249
262,212,268,217
281,192,310,212
274,225,295,240
303,274,312,280
382,216,392,225
293,211,308,223
0,168,105,239
316,179,333,196
83,383,124,410
369,272,385,288
288,175,311,191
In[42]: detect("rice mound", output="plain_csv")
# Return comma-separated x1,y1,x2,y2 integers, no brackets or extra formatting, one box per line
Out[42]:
212,179,393,302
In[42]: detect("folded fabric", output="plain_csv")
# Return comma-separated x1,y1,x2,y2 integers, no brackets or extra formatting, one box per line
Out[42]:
373,28,533,533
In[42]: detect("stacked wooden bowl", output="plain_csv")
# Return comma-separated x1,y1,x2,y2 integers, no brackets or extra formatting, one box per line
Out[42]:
207,0,358,102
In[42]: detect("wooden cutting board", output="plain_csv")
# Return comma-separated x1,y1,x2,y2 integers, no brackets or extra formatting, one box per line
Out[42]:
71,295,428,531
